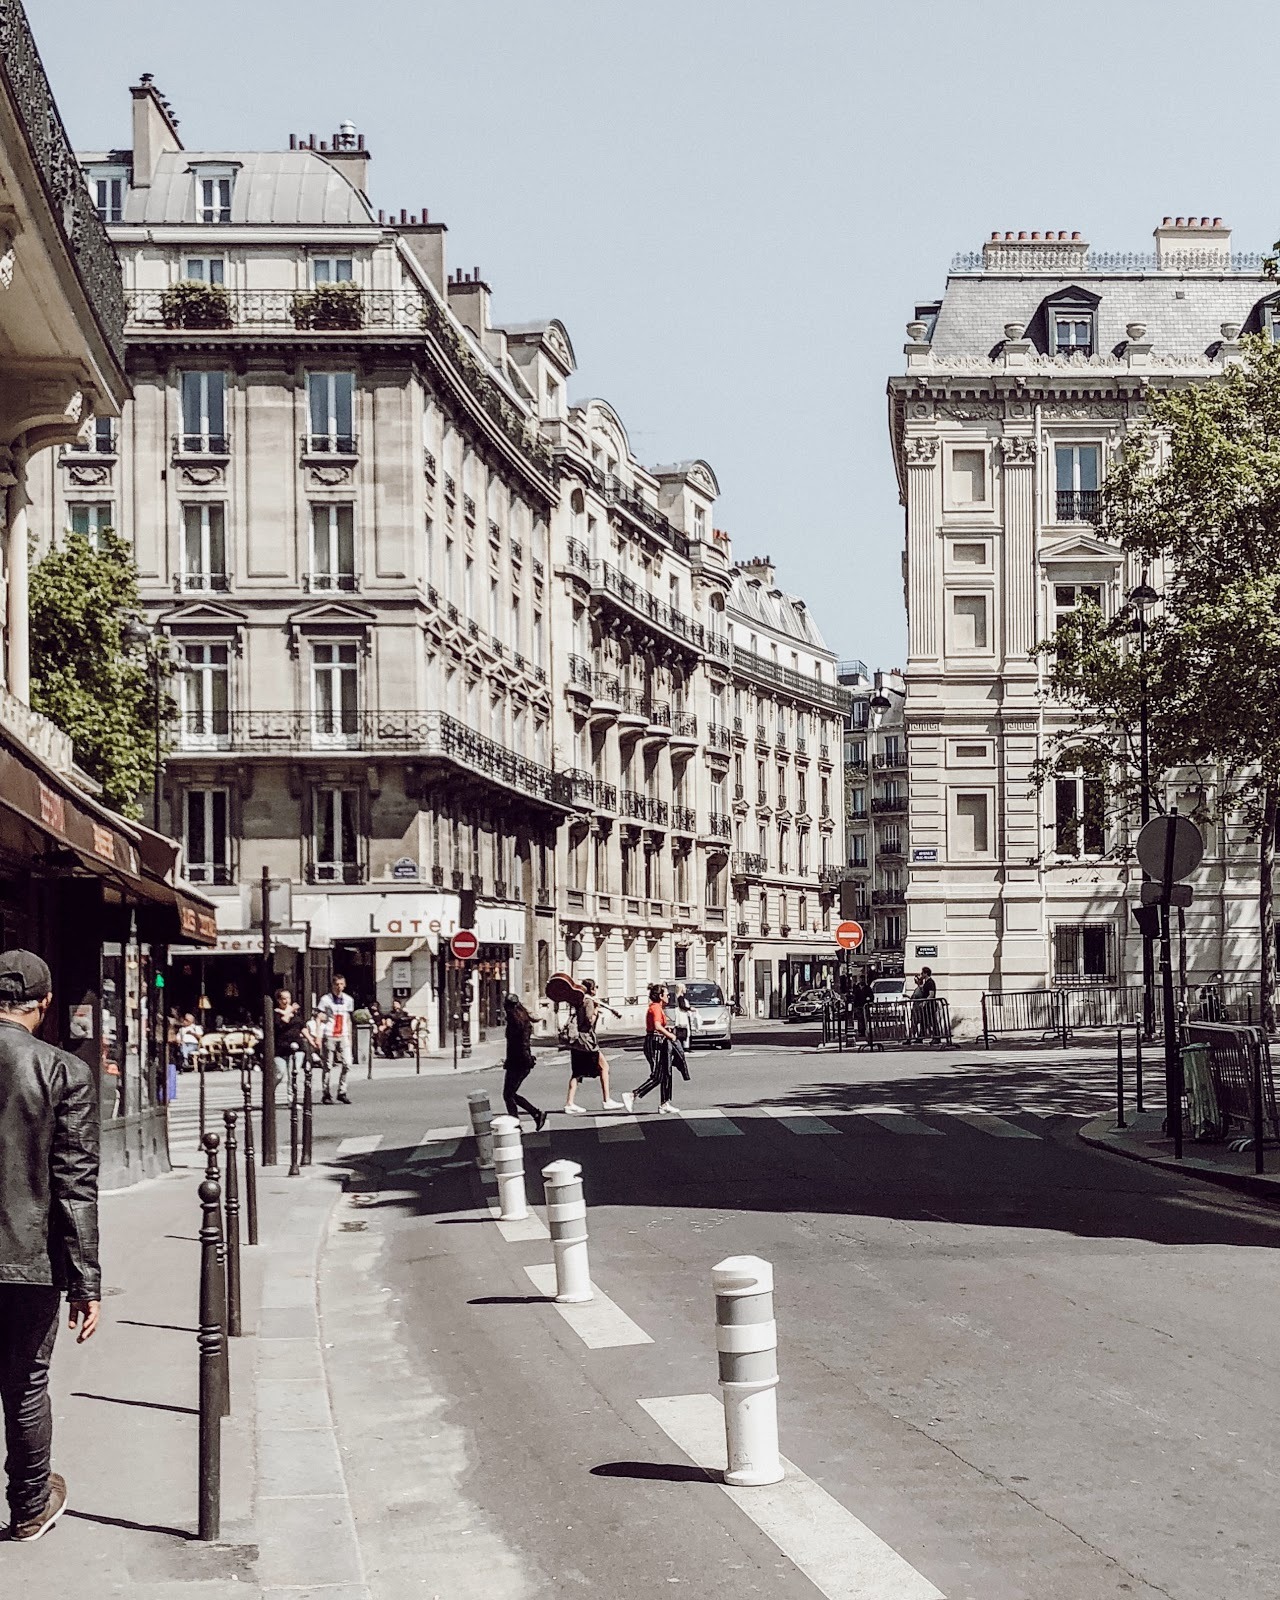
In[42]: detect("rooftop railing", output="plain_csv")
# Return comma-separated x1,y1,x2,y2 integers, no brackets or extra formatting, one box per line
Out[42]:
732,646,852,714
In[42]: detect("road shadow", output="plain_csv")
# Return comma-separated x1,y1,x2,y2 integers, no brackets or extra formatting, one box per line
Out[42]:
591,1461,713,1484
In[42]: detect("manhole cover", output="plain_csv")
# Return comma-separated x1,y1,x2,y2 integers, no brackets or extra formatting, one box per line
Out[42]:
338,1221,367,1232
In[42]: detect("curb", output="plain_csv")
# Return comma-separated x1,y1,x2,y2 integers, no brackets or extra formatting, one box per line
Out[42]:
1078,1114,1280,1202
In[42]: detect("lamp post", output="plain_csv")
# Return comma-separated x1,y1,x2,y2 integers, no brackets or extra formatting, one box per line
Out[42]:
1129,581,1159,1037
123,614,165,831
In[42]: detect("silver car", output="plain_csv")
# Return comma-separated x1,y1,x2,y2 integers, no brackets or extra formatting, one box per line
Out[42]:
667,981,733,1048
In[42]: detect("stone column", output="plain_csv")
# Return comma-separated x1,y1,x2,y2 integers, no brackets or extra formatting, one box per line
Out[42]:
904,435,939,663
1000,434,1038,667
6,456,29,704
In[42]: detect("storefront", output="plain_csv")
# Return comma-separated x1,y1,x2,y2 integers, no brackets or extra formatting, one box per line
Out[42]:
0,733,217,1186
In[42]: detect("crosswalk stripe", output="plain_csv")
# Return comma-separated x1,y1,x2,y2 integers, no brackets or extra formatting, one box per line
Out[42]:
850,1109,944,1137
934,1110,1040,1140
683,1113,745,1138
336,1134,383,1157
595,1116,644,1141
760,1107,840,1136
524,1264,654,1348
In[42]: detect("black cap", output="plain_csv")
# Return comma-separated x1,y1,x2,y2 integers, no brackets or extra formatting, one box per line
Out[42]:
0,949,52,1003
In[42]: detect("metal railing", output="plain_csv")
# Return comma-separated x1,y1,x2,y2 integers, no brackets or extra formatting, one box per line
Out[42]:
732,646,852,714
1056,489,1102,523
592,671,622,703
707,722,732,750
594,561,716,656
873,751,908,769
707,812,732,838
872,888,906,906
672,712,697,738
732,852,767,878
567,654,593,690
173,433,231,457
951,248,1270,275
871,795,908,814
621,788,649,820
1,3,126,359
672,804,696,832
172,709,572,805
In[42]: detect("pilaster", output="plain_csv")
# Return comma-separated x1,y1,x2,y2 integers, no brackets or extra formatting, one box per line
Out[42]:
904,435,939,663
1000,434,1037,667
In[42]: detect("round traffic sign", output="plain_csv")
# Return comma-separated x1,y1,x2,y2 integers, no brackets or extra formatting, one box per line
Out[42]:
450,929,479,960
565,936,584,964
835,920,864,951
1135,815,1203,884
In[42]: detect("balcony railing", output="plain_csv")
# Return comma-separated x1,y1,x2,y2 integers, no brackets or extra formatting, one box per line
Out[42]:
672,805,696,832
594,561,726,657
598,471,690,558
732,853,767,878
707,722,731,751
173,709,572,806
563,536,592,575
672,712,697,738
303,431,358,457
621,788,649,821
871,795,909,814
592,671,622,704
707,812,732,838
567,771,619,812
423,587,546,682
306,861,366,885
872,888,906,906
173,432,231,457
732,646,852,714
873,751,908,769
567,654,593,691
1056,489,1102,523
1,4,126,361
177,572,230,593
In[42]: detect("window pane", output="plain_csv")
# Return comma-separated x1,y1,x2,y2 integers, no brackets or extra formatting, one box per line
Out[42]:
1055,777,1078,855
1077,446,1100,492
955,793,989,855
308,374,326,436
1055,445,1074,492
184,506,201,573
317,792,336,860
952,594,988,650
313,259,332,284
336,506,354,575
211,791,228,863
182,371,202,437
208,507,226,575
339,792,358,862
207,373,225,439
336,258,353,282
1083,778,1105,854
1082,926,1110,977
186,793,207,863
952,448,985,503
334,374,353,440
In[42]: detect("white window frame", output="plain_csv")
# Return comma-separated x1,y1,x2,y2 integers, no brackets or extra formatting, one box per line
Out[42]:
944,443,993,512
310,641,360,749
193,166,236,224
180,642,231,750
180,370,228,454
1053,773,1107,859
1052,921,1116,985
307,371,356,454
68,416,116,455
312,787,362,882
68,502,114,545
88,166,128,224
1052,442,1102,523
184,788,230,884
181,503,228,591
183,255,226,285
309,503,356,591
1051,580,1106,633
310,256,354,285
1049,308,1094,356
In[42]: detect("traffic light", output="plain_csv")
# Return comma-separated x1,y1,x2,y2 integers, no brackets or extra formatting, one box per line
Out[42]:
459,889,476,928
1131,904,1160,939
839,881,860,921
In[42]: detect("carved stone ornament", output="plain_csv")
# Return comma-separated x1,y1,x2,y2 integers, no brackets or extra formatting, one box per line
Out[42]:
1126,322,1147,342
545,324,571,365
67,464,110,487
309,465,353,487
1000,435,1037,464
688,464,715,493
904,435,939,465
181,463,224,486
1221,320,1242,342
906,320,929,342
937,400,1000,421
910,401,932,419
1041,402,1124,420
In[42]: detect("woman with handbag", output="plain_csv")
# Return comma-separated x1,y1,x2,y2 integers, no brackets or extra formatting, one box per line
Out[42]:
562,978,624,1115
503,995,546,1131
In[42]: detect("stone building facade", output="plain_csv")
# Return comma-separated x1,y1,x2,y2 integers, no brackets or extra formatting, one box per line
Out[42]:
725,559,847,1017
835,664,908,980
889,220,1272,1027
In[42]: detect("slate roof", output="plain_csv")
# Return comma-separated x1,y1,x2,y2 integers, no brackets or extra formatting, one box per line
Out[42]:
729,569,832,654
930,271,1277,362
123,151,374,227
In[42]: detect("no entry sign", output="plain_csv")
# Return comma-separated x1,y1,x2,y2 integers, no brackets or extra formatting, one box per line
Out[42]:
834,920,864,951
450,929,479,960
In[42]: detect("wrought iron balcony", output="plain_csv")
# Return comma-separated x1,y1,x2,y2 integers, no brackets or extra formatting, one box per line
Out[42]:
304,571,359,594
672,712,697,739
173,432,231,458
591,671,622,704
672,805,696,832
594,561,720,657
732,852,767,879
172,709,572,807
871,795,909,814
732,646,852,714
563,536,592,575
707,722,731,751
1056,489,1102,524
621,788,649,821
644,701,671,728
306,861,366,885
647,798,670,827
567,654,593,691
598,472,690,558
874,751,908,769
872,888,907,906
1,4,126,360
302,431,358,457
708,812,732,838
177,572,230,593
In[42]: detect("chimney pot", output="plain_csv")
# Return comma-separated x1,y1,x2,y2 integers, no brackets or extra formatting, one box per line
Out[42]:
1213,216,1223,226
1004,231,1013,240
1201,216,1210,226
1031,231,1042,240
400,208,407,224
1163,217,1172,226
1018,230,1028,240
1176,216,1185,226
289,133,297,149
309,133,316,148
990,230,1000,241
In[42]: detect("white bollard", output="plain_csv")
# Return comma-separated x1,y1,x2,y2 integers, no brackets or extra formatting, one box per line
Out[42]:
491,1114,527,1221
712,1254,783,1487
467,1091,495,1168
541,1159,592,1303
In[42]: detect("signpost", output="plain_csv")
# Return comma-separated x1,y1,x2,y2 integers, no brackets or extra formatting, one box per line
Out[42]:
450,929,478,1062
1133,812,1204,1161
450,929,479,961
834,921,864,951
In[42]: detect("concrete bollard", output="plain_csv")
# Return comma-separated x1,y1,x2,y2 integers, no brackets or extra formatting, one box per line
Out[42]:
491,1114,527,1220
468,1091,495,1168
542,1159,592,1303
712,1255,783,1487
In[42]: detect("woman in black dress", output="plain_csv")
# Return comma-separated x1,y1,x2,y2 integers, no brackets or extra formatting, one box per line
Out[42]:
503,995,546,1130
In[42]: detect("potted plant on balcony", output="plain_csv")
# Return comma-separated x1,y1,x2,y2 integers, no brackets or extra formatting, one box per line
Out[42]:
291,282,363,330
160,279,233,329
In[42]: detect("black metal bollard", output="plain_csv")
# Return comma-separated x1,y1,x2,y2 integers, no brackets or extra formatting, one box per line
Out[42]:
201,1133,230,1418
302,1057,315,1167
1115,1028,1127,1130
288,1056,301,1177
1252,1046,1266,1176
1135,1020,1144,1113
221,1111,242,1336
197,1158,223,1541
240,1068,259,1246
198,1050,207,1140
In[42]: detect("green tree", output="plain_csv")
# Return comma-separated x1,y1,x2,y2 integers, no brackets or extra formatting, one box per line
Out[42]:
29,529,163,817
1036,335,1280,1024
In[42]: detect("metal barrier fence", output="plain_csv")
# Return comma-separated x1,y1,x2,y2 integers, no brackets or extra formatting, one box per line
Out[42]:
985,983,1270,1048
1183,1022,1280,1153
823,998,954,1052
1193,984,1262,1025
981,990,1065,1048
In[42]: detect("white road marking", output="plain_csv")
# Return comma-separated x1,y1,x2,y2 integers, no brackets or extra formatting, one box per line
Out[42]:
486,1198,550,1242
639,1394,944,1600
680,1109,745,1137
596,1116,644,1142
935,1109,1040,1140
761,1107,840,1135
851,1109,943,1137
425,1124,470,1142
335,1134,383,1157
524,1264,654,1348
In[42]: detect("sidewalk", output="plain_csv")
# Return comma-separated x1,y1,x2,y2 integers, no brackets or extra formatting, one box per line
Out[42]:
1080,1109,1280,1198
10,1151,355,1598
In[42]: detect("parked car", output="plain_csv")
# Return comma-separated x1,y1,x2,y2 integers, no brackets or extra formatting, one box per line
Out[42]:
870,977,906,1002
666,981,733,1048
786,986,838,1023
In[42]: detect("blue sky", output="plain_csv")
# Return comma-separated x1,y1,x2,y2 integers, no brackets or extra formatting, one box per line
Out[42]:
27,0,1280,669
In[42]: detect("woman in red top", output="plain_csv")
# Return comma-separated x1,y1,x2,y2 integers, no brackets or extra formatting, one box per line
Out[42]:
624,984,679,1114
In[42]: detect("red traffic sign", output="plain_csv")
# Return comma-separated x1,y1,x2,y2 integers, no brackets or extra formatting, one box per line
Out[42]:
450,929,479,960
835,920,864,951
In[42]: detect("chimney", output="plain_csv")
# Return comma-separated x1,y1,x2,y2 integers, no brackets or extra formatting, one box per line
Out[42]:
739,556,776,588
130,74,183,187
1153,215,1230,272
980,229,1088,273
448,267,491,338
397,211,448,295
318,121,371,200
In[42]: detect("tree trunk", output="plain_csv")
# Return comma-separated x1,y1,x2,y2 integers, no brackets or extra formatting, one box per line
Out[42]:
1261,788,1277,1033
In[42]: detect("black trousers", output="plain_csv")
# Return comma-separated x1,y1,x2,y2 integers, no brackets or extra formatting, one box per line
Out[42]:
503,1063,540,1120
0,1285,61,1523
633,1035,673,1102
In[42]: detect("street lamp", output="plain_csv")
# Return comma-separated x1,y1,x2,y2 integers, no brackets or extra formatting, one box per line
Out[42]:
1128,580,1159,1036
123,613,164,831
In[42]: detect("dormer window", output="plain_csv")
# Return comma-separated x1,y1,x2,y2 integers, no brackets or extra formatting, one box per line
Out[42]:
192,165,237,224
311,257,353,285
1052,311,1093,356
86,165,128,224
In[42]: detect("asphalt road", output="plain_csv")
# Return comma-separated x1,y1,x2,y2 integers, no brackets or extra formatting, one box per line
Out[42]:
306,1026,1280,1600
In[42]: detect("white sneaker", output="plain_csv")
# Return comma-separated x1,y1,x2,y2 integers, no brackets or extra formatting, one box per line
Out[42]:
562,1103,587,1116
621,1092,635,1113
659,1101,678,1114
601,1098,624,1110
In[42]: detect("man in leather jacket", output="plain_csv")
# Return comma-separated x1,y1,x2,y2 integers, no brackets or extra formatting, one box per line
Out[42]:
0,949,100,1542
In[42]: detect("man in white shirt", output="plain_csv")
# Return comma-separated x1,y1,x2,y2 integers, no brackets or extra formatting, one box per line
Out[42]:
314,974,354,1105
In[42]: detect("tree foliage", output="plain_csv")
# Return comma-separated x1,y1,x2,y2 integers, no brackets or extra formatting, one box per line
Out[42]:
29,529,162,816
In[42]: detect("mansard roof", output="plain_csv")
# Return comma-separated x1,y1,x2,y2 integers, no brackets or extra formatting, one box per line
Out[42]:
121,151,375,228
728,569,833,654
